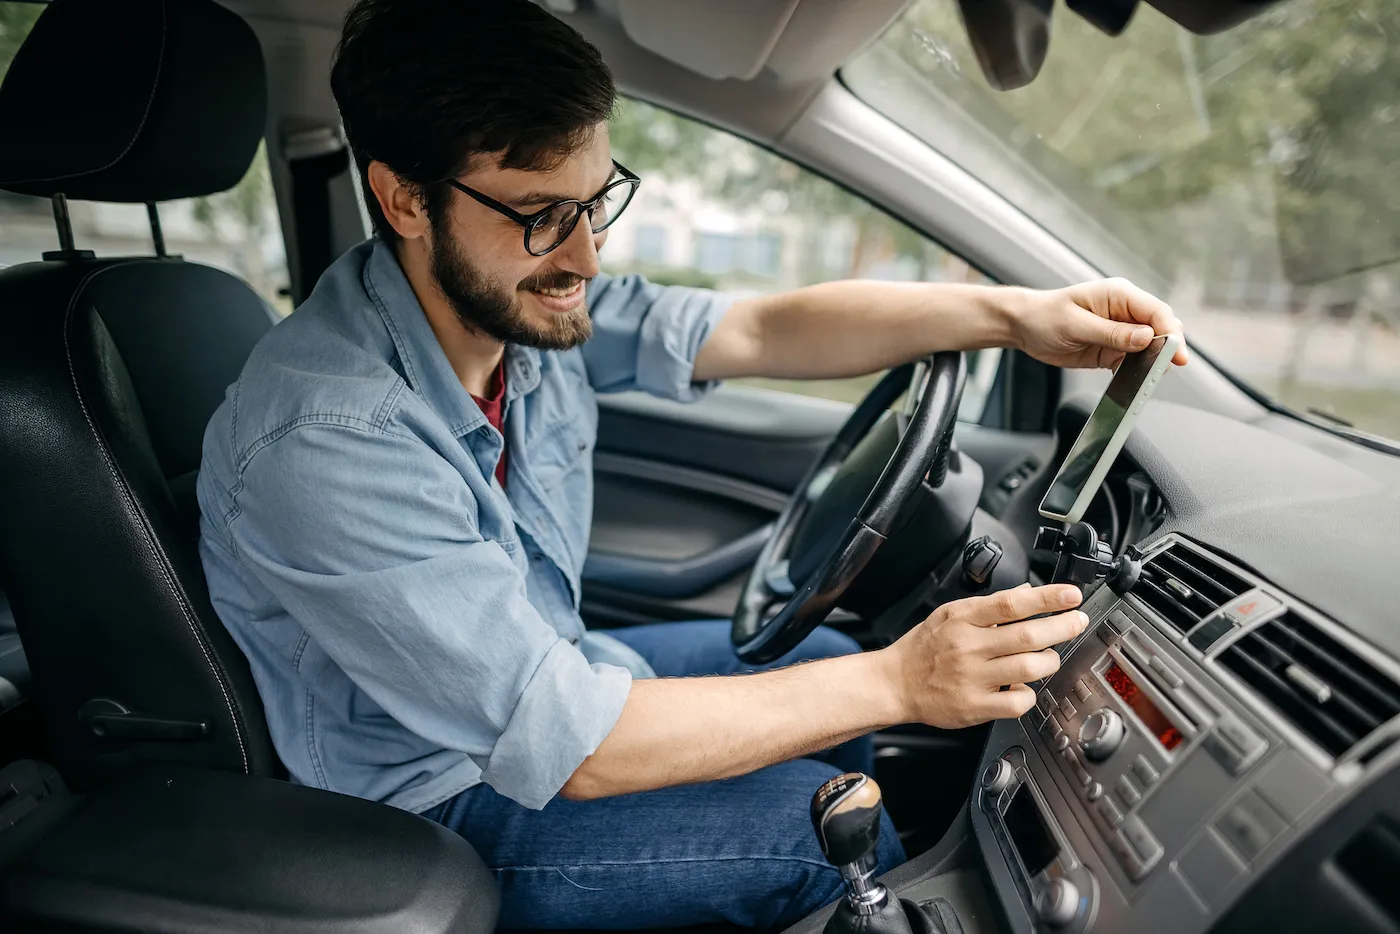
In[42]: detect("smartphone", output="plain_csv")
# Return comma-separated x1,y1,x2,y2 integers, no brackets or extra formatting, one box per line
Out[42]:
1038,333,1183,524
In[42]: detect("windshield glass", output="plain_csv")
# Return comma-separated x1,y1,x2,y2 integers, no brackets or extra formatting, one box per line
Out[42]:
844,0,1400,442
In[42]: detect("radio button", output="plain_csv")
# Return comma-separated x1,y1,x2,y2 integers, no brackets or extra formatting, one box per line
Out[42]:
1096,796,1124,828
1119,815,1164,879
1086,781,1104,802
1115,774,1142,806
1148,655,1184,688
1215,791,1286,862
1074,679,1094,703
1131,755,1160,786
1080,709,1126,761
982,757,1015,796
1210,714,1268,775
1062,749,1093,786
1034,879,1081,927
1053,733,1071,753
1059,697,1078,721
1037,689,1056,716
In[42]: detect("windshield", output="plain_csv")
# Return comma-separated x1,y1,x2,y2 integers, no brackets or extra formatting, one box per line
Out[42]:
844,0,1400,442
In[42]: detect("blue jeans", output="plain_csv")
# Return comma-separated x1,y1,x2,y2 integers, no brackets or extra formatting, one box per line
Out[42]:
422,621,906,929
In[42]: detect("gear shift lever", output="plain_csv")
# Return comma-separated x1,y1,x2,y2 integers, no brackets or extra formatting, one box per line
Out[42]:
811,773,964,934
811,772,889,913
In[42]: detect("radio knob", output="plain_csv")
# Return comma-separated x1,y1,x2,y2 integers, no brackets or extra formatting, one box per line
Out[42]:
981,757,1015,795
1080,709,1126,761
1035,878,1081,927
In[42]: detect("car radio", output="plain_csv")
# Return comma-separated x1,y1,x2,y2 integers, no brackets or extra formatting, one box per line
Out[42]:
978,746,1098,931
967,531,1365,934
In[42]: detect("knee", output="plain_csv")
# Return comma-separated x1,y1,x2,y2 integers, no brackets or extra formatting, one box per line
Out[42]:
780,625,862,666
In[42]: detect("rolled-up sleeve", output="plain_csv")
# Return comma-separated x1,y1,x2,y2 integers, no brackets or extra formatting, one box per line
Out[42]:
582,272,735,401
227,419,631,809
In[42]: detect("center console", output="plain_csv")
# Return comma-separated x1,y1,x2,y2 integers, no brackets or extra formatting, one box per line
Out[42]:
970,531,1398,933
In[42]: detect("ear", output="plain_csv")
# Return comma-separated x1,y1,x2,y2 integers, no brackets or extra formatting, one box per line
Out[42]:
367,161,430,241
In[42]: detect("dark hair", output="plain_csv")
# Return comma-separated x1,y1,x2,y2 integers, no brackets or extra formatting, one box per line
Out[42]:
330,0,616,244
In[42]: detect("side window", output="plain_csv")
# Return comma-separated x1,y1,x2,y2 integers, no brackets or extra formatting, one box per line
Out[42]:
0,1,290,315
607,97,1001,421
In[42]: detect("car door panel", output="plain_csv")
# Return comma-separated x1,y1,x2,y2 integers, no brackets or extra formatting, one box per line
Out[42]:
593,386,848,491
583,387,839,625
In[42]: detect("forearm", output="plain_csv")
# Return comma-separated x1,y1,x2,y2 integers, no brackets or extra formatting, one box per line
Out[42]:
694,279,1027,381
561,649,904,800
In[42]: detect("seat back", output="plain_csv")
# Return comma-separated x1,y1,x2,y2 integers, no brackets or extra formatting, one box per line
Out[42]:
0,0,281,787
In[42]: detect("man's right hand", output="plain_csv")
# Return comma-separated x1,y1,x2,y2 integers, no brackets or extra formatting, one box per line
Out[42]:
563,583,1088,801
884,584,1089,730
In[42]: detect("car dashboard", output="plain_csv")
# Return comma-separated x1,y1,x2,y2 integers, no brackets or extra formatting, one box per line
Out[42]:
971,397,1400,934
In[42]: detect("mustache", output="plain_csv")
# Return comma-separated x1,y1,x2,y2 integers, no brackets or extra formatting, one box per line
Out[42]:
519,271,587,292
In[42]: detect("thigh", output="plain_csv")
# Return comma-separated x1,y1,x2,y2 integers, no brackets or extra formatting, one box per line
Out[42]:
427,759,905,930
602,619,862,679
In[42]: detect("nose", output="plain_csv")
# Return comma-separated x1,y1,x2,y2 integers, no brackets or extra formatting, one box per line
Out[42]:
551,211,603,280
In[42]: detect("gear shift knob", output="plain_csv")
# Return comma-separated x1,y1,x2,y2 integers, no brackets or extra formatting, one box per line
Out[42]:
811,772,887,913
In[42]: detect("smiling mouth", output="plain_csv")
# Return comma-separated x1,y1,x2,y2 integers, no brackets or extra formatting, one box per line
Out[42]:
524,278,586,313
532,282,582,299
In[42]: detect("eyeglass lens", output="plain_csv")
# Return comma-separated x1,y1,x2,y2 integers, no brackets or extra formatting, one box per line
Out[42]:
527,180,637,255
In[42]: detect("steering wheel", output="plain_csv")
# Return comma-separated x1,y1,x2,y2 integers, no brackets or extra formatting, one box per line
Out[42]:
732,352,967,663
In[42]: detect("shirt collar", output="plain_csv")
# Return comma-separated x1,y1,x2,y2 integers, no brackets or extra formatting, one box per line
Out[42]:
363,238,541,436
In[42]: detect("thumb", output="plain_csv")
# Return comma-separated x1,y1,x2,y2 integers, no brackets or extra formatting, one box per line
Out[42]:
1088,314,1154,352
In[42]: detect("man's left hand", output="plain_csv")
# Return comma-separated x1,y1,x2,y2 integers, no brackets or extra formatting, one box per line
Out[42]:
1010,278,1189,370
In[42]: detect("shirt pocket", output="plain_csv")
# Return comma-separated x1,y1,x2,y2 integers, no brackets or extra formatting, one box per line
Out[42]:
531,413,594,492
528,368,598,493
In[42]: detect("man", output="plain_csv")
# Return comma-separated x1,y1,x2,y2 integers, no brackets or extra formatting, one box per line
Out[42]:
196,0,1187,928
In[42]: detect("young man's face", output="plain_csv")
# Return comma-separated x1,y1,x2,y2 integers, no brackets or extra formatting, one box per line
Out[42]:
425,123,615,351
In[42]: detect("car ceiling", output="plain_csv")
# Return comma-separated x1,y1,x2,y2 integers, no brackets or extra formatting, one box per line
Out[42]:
220,0,904,151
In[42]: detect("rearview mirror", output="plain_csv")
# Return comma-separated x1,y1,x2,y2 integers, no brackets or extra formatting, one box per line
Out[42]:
954,0,1052,92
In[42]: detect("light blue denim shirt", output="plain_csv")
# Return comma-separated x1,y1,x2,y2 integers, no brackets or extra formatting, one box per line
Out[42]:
197,239,733,813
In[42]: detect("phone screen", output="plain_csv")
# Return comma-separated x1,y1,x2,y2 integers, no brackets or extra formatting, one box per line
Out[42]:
1040,336,1169,520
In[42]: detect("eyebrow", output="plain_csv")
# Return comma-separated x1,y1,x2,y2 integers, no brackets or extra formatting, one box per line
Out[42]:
504,167,618,210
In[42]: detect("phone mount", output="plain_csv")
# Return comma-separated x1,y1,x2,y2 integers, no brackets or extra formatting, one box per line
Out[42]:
1034,521,1143,595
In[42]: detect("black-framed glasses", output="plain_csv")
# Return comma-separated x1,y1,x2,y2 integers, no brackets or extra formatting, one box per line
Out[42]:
447,160,640,257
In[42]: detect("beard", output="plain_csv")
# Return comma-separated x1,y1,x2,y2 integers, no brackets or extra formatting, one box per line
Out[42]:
428,212,593,352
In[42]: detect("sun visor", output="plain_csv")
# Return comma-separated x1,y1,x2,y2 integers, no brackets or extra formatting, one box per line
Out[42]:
612,0,905,84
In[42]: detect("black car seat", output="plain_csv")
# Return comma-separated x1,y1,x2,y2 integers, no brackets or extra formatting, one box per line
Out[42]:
0,0,280,787
0,5,503,930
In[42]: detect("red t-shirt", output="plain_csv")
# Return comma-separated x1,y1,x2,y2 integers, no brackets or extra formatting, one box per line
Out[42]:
470,357,508,488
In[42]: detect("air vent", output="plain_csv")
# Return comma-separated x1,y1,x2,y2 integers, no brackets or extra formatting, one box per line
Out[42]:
1133,544,1250,632
1219,611,1400,759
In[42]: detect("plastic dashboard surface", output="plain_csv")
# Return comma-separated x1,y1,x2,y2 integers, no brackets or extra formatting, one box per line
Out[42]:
971,398,1400,933
1075,399,1400,657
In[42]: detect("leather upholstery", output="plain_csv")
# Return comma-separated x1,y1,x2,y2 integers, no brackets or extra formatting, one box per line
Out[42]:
0,259,279,788
0,0,266,202
0,0,281,787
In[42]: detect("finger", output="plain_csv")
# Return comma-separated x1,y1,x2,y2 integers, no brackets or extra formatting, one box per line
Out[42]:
952,584,1082,627
981,683,1037,721
1082,311,1156,355
1110,279,1189,365
980,610,1089,657
984,648,1064,686
1076,278,1188,363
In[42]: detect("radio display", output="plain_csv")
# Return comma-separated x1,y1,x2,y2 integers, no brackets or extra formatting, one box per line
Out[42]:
1004,786,1058,875
1104,661,1184,751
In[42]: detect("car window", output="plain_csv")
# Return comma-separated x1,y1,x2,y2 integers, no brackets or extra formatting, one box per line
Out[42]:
845,0,1400,443
0,1,291,315
607,97,1001,421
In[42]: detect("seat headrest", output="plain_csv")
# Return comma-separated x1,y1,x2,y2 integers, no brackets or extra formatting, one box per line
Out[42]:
0,0,267,203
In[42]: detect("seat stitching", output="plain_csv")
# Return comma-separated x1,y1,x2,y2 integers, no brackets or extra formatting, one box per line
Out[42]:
62,262,251,773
